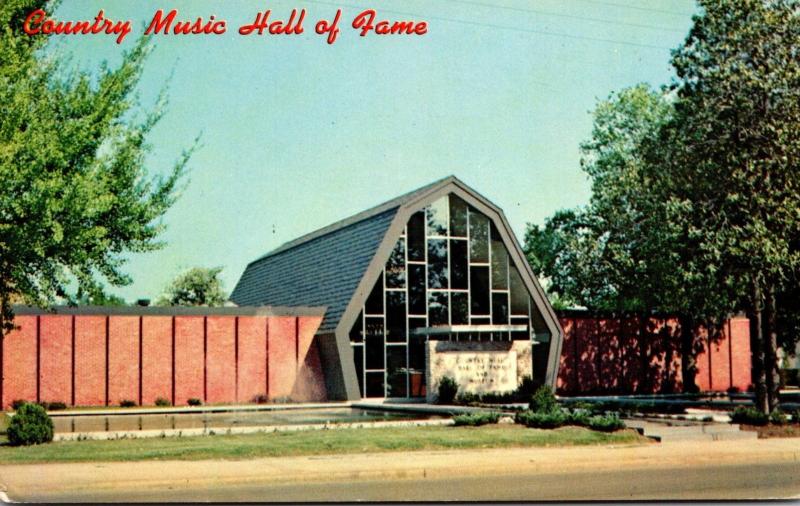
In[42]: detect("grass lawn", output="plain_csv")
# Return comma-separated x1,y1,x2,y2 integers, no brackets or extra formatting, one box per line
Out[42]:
0,425,647,465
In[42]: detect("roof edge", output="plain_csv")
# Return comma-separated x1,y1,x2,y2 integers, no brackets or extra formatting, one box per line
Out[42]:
11,305,327,317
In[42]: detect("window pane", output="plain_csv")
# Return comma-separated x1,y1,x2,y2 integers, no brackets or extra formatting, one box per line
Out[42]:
491,225,508,290
365,273,383,315
407,211,426,261
450,239,468,290
386,291,406,343
470,266,490,315
471,317,490,325
427,198,448,236
352,345,364,397
428,292,449,326
385,239,406,289
509,266,528,315
386,346,408,398
451,292,469,325
409,317,427,334
511,317,529,340
531,301,552,343
409,333,426,370
492,293,509,324
449,195,468,237
365,318,384,369
427,239,448,289
349,312,363,343
408,264,426,315
365,372,385,398
469,209,489,262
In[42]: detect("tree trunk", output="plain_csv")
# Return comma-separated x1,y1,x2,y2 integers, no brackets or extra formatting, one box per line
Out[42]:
749,279,769,414
764,286,780,412
679,314,698,393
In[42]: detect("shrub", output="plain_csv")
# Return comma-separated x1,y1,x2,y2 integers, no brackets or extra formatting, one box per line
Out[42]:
455,392,480,406
791,409,800,425
730,406,769,426
120,399,136,408
517,375,540,399
45,401,67,411
7,403,54,446
769,409,788,426
587,413,625,432
529,385,558,413
187,398,202,406
452,411,501,427
252,394,269,404
10,399,28,411
564,409,590,427
515,409,566,429
437,376,459,405
154,397,171,407
727,386,741,394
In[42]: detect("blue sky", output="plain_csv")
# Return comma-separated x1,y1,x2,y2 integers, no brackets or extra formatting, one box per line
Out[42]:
50,0,697,302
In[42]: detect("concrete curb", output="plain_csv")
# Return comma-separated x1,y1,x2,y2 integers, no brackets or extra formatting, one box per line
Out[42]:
54,418,454,441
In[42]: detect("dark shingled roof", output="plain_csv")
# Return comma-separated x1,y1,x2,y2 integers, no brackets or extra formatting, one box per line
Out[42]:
230,176,455,333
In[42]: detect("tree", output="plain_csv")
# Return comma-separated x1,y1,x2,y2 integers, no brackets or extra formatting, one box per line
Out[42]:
0,0,194,334
525,84,739,393
156,267,227,307
658,0,800,412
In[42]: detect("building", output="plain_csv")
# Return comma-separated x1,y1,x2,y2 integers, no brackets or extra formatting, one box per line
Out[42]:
231,176,564,400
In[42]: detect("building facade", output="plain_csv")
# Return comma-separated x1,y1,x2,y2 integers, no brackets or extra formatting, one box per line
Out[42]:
232,176,564,400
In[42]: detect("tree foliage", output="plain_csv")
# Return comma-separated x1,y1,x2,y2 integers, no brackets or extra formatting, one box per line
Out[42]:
156,267,227,307
0,0,194,333
525,0,800,409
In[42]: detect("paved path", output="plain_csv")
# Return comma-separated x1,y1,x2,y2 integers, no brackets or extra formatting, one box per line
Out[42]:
2,438,799,501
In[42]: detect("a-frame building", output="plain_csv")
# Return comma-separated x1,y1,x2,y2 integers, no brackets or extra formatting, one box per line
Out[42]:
231,176,563,400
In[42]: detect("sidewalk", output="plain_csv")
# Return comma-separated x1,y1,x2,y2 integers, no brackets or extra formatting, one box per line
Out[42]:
1,438,798,501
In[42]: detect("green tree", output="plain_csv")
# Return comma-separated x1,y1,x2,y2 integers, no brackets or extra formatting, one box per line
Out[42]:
156,267,227,307
660,0,800,412
0,0,194,334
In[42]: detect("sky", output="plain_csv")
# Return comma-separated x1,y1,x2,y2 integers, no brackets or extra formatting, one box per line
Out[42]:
48,0,698,302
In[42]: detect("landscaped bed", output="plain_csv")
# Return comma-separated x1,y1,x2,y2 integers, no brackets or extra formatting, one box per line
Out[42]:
739,424,800,439
0,424,648,464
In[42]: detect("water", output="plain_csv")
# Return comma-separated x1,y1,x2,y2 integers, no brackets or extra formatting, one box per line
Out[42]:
51,408,439,434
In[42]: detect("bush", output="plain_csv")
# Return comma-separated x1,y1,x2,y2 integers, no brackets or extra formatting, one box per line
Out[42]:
529,385,558,413
564,409,591,427
154,397,171,407
730,406,769,426
791,409,800,425
770,409,788,426
45,401,67,411
10,399,28,411
187,398,202,406
252,394,269,404
517,375,540,399
515,409,566,429
437,376,458,405
7,403,54,446
587,413,626,432
120,399,136,408
452,411,501,427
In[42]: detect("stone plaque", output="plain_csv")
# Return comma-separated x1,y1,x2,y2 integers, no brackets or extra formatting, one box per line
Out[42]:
427,341,528,402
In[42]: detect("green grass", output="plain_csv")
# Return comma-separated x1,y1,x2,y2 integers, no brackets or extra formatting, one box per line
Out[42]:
0,425,646,465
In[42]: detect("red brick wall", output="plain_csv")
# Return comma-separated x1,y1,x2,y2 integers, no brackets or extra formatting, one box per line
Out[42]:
1,312,325,409
108,316,140,406
557,314,751,395
74,316,106,406
2,316,37,407
39,315,72,405
141,316,172,406
237,317,267,403
205,316,236,404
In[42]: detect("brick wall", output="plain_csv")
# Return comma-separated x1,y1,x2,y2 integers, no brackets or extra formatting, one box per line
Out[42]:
0,310,326,409
556,314,751,395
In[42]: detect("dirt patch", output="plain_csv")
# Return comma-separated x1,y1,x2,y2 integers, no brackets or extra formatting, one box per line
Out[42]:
739,424,800,438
